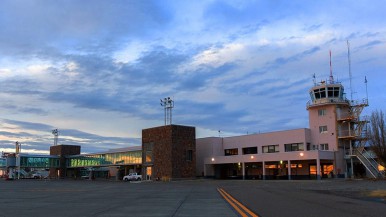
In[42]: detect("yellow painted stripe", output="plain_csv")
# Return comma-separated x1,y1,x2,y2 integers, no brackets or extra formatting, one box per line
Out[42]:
217,188,248,217
218,188,259,217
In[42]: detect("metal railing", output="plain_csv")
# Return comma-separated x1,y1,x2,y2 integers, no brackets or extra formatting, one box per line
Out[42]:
354,148,384,178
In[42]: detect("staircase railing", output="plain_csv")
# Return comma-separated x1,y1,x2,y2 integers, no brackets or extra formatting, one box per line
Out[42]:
355,148,384,178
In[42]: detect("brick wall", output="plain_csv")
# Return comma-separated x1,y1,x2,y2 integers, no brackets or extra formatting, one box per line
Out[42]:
142,125,196,180
50,145,81,178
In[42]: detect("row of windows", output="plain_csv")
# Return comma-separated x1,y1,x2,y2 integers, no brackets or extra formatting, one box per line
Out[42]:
68,151,142,167
312,86,342,100
223,143,329,156
20,157,60,168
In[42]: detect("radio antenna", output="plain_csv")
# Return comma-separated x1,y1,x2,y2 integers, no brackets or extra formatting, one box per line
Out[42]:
347,40,353,100
329,50,334,84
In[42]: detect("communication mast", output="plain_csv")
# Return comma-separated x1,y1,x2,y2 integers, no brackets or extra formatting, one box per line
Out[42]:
347,40,353,100
329,50,334,84
52,129,59,146
339,41,373,178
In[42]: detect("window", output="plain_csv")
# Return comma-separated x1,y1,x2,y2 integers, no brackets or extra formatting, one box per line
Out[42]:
310,145,319,150
319,126,328,133
313,88,326,99
318,109,326,116
262,145,279,153
327,87,340,98
320,144,329,150
307,143,320,150
186,150,193,161
242,147,257,155
284,143,304,152
224,148,238,156
144,143,154,163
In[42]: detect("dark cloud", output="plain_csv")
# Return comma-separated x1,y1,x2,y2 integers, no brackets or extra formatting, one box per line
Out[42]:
174,100,246,133
2,119,53,132
0,0,172,56
119,48,187,85
358,40,383,50
269,46,321,67
0,119,139,154
303,24,323,32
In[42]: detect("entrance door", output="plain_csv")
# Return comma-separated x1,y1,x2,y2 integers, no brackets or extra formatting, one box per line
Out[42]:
146,167,152,180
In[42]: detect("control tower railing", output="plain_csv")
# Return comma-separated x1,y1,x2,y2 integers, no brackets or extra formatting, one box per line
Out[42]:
306,98,350,109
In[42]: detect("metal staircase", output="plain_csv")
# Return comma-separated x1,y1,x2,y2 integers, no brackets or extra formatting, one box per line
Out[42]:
355,147,385,178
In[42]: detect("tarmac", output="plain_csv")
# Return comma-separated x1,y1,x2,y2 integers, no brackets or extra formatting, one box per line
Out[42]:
0,178,385,217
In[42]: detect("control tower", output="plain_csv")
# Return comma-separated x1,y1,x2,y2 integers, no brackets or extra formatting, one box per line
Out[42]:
306,71,380,178
307,77,350,177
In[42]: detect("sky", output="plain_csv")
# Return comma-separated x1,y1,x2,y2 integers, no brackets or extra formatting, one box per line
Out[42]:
0,0,385,155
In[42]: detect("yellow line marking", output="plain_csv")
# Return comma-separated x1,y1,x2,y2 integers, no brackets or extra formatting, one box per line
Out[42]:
217,188,259,217
218,188,248,217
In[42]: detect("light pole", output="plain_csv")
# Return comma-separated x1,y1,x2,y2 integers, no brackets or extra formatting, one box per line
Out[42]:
52,129,59,146
160,97,174,125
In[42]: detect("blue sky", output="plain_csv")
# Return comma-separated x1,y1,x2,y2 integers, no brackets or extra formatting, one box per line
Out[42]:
1,0,385,154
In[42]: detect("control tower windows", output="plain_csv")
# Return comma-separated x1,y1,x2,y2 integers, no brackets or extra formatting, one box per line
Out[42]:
314,88,326,99
328,87,340,98
311,85,343,100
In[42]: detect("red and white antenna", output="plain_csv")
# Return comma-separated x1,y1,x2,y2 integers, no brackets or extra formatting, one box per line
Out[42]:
329,50,334,84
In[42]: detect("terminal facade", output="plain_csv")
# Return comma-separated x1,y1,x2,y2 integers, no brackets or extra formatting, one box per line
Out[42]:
197,78,382,180
1,78,384,180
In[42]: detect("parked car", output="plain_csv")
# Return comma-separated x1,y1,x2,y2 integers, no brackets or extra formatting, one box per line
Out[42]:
123,173,142,181
31,171,49,179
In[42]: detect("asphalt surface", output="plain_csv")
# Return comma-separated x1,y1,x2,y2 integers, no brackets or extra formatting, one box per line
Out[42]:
0,178,385,217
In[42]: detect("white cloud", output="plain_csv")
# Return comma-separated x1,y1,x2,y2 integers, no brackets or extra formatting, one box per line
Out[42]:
1,1,386,154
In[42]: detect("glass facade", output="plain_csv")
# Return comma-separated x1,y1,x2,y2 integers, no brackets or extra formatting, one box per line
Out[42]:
19,156,60,168
0,158,6,167
67,151,142,168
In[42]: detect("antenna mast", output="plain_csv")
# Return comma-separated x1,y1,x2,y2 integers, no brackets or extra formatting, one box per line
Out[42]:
313,73,316,86
365,76,368,103
329,50,334,84
347,40,353,100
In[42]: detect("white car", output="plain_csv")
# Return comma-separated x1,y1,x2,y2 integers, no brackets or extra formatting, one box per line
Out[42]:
31,171,49,179
123,173,142,181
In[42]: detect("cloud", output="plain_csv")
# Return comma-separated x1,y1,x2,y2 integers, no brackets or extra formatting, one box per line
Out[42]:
1,0,386,155
0,119,139,154
267,46,321,69
358,40,383,50
0,0,172,57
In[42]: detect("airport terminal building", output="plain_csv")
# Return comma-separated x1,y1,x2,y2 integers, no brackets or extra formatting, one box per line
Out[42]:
1,78,384,180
